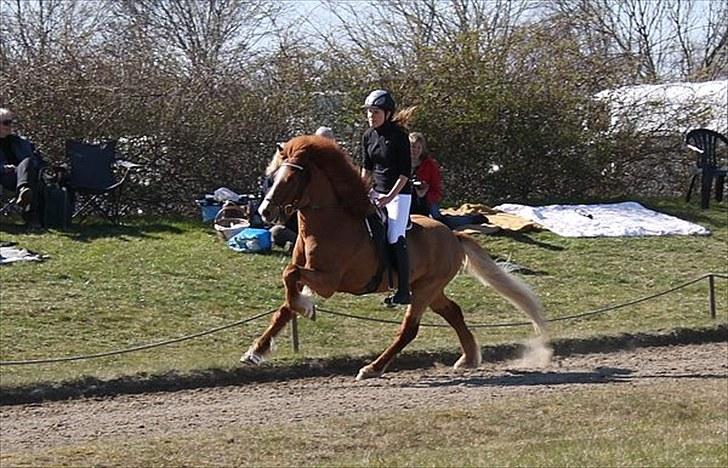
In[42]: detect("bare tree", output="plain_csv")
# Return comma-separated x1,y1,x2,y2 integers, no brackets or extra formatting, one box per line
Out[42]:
546,0,727,82
314,0,534,71
697,0,728,79
0,0,114,65
114,0,283,75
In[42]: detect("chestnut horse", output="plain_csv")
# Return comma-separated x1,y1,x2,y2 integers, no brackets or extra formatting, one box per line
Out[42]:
242,135,547,379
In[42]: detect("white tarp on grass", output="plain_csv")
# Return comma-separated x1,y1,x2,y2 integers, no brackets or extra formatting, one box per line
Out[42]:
493,201,710,237
0,246,45,264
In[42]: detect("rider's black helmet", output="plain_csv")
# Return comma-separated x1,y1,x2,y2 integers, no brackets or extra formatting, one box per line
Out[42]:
362,89,395,113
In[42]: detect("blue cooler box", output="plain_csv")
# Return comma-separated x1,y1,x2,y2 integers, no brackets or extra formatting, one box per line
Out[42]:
196,200,222,223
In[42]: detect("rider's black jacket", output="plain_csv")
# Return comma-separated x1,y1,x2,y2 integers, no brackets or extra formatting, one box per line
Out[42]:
361,120,412,195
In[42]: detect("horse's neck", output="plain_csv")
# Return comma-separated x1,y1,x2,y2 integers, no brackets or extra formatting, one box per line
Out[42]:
300,186,369,243
299,171,372,245
310,180,339,208
300,204,365,235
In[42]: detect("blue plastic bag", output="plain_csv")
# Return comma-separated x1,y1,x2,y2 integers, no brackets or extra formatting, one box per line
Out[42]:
227,228,272,253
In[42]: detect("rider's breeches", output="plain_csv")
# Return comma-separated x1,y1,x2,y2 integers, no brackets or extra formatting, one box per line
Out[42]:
374,192,412,244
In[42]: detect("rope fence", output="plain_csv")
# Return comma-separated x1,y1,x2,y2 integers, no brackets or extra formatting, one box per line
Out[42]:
1,272,725,366
0,310,275,366
319,272,726,328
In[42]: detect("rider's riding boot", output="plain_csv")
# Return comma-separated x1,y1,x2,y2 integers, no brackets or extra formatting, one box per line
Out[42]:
384,236,411,307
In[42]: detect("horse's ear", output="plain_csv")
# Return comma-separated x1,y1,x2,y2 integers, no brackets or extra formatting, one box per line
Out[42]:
276,142,285,152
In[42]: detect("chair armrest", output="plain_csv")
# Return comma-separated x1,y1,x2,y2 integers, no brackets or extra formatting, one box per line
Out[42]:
107,160,143,190
115,159,143,171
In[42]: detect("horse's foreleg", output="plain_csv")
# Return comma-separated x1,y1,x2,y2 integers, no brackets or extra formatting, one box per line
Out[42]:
294,267,339,298
284,265,340,319
240,305,295,365
430,292,481,369
356,301,427,380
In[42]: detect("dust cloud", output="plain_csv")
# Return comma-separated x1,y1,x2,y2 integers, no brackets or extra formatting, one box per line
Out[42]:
511,336,553,368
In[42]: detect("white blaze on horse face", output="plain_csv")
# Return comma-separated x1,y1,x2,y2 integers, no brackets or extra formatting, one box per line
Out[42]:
257,199,270,222
258,163,291,223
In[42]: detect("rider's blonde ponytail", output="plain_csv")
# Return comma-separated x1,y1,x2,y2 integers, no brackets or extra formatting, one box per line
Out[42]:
392,106,418,129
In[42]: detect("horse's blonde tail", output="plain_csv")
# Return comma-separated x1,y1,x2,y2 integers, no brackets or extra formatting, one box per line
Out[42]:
457,233,547,335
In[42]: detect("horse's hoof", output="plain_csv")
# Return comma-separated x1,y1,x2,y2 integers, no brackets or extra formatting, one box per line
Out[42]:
240,349,265,366
355,365,383,380
297,287,317,320
302,304,316,321
453,352,481,370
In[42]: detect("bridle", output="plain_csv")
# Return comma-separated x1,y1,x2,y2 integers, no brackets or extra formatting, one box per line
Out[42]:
263,161,309,218
263,160,359,221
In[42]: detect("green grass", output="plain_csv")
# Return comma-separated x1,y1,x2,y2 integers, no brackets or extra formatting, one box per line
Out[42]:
0,198,726,388
2,379,725,466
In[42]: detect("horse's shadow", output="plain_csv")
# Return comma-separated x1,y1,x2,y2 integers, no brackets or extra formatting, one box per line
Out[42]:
395,367,727,388
0,221,185,242
395,366,634,387
494,231,565,252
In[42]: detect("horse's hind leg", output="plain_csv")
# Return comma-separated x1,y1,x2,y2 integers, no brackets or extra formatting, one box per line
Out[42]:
241,305,295,365
430,292,481,369
356,293,431,380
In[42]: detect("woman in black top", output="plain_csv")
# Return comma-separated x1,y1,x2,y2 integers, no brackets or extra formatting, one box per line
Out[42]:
360,90,412,306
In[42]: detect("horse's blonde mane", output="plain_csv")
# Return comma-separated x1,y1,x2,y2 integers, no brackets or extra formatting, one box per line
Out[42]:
265,151,281,176
283,135,371,218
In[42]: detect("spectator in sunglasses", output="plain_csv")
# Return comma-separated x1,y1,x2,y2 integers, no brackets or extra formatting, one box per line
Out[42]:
0,108,43,222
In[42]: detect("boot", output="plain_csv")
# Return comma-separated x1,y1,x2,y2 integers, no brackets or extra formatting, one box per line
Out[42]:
384,236,411,307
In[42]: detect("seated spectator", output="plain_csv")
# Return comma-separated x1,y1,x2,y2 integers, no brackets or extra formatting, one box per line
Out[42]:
269,217,297,253
0,108,43,225
409,132,443,218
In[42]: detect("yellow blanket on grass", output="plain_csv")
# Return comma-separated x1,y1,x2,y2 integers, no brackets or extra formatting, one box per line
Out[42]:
440,204,542,234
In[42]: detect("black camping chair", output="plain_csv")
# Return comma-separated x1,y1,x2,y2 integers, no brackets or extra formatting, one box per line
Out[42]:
685,129,728,209
65,140,134,224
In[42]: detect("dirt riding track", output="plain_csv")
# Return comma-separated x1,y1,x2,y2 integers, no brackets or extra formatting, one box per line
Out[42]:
2,338,726,454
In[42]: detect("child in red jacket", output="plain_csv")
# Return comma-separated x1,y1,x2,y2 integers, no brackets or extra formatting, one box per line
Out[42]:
409,132,443,218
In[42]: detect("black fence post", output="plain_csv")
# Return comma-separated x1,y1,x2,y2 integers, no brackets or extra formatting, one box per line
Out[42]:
291,315,300,352
708,274,716,319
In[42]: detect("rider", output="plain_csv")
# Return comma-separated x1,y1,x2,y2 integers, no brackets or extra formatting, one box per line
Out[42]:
360,90,412,306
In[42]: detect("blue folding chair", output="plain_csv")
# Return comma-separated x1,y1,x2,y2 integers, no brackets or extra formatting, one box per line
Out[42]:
65,140,135,224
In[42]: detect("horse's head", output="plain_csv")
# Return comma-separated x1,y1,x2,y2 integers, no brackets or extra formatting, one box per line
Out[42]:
258,138,313,224
259,135,371,224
